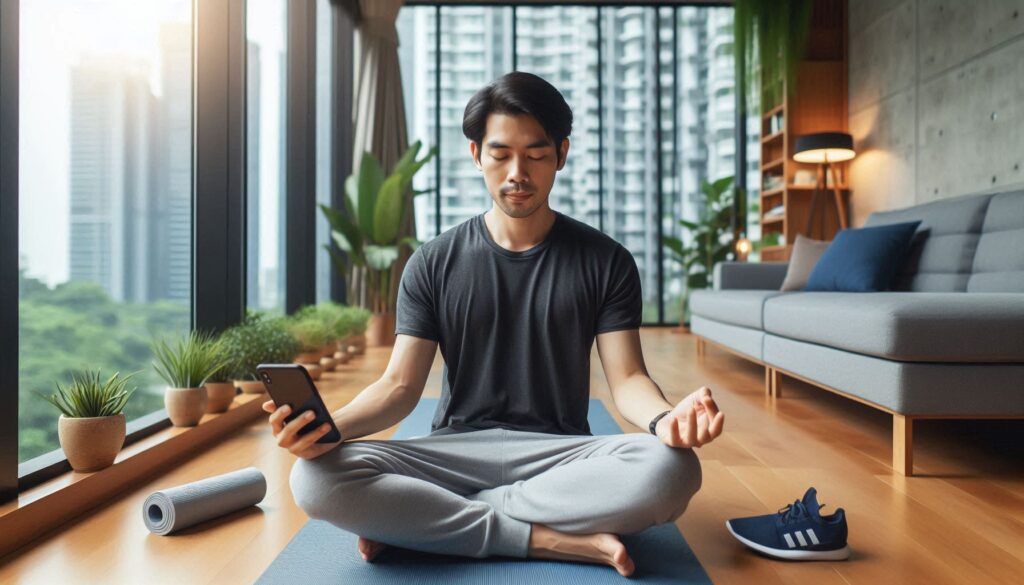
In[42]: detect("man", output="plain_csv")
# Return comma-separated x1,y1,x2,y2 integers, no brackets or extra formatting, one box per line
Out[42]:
264,71,724,577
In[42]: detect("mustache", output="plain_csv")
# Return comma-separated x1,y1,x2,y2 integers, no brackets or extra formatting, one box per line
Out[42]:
501,185,534,195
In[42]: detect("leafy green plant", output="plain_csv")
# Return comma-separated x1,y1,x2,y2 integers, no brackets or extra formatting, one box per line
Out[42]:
34,370,138,418
320,140,437,314
294,302,353,341
734,0,812,109
662,176,737,322
151,330,231,389
345,306,372,336
285,315,335,353
219,312,301,381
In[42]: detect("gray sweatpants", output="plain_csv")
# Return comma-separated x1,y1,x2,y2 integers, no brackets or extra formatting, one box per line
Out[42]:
289,426,702,559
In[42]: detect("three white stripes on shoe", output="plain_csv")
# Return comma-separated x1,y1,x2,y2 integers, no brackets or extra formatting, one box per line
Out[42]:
782,528,820,548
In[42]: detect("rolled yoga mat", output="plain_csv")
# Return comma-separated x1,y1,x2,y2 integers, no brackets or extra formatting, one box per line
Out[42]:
143,467,267,535
257,399,713,584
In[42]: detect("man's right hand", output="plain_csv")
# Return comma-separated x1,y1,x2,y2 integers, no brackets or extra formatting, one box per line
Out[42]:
263,400,342,460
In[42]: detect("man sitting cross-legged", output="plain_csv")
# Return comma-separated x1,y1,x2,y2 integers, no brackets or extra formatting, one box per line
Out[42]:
264,71,724,577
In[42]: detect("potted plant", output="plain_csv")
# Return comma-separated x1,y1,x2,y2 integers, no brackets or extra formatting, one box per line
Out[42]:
344,306,372,355
202,338,237,414
293,303,347,371
151,331,231,427
320,140,436,347
285,315,333,380
35,370,137,472
662,176,737,326
219,311,301,393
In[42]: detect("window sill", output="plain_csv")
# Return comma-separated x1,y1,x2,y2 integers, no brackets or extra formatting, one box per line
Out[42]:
0,392,266,558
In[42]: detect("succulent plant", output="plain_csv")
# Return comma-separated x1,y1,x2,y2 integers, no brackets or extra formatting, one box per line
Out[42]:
35,370,138,418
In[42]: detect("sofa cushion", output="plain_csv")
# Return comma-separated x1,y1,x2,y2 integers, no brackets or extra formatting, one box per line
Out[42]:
691,316,764,362
762,292,1024,362
804,221,921,292
689,289,785,330
968,190,1024,292
865,193,994,292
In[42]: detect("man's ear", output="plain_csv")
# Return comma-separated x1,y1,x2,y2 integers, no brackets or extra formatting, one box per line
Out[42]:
469,141,482,170
556,138,570,171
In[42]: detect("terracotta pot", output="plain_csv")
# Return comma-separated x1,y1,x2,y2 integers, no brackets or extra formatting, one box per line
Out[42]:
58,413,126,473
165,387,208,427
294,350,322,365
320,343,336,358
300,363,322,381
320,356,337,371
333,350,351,364
235,379,266,394
348,333,368,356
366,312,396,347
204,381,238,413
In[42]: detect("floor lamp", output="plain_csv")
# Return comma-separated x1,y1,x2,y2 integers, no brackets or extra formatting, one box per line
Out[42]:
794,132,855,237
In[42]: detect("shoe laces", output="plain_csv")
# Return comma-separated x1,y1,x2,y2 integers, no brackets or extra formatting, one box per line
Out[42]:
778,499,826,525
778,500,808,525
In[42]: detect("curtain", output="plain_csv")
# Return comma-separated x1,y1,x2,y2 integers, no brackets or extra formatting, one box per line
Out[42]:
345,0,412,312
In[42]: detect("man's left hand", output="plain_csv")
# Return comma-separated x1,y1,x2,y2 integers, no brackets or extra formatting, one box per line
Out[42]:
655,386,724,448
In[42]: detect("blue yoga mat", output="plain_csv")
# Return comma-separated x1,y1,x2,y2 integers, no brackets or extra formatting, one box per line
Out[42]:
258,399,712,584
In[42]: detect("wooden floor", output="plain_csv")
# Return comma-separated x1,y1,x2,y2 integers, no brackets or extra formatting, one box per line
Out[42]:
1,329,1021,584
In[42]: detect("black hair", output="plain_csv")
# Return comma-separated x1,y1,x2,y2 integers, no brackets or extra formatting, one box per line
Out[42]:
462,71,573,164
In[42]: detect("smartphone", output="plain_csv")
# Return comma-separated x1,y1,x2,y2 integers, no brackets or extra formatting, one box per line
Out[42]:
256,363,342,444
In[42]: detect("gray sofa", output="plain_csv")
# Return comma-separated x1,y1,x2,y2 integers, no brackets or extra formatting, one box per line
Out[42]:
690,190,1024,475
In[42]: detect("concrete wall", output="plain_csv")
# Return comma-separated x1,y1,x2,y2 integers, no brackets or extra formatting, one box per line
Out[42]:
847,0,1024,225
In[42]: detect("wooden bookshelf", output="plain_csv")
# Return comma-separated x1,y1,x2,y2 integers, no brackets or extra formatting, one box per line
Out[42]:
757,0,849,262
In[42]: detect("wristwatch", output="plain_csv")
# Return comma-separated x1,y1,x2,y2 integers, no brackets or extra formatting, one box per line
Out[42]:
649,410,672,435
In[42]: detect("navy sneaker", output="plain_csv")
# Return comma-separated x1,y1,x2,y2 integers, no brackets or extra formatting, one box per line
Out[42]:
726,487,850,561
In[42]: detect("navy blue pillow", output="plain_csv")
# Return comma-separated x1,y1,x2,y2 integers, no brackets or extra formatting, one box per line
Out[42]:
804,221,922,292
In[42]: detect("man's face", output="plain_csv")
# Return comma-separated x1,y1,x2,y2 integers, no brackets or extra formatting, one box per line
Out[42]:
470,113,569,219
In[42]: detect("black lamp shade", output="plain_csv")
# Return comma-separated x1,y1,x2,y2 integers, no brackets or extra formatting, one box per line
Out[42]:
793,132,855,163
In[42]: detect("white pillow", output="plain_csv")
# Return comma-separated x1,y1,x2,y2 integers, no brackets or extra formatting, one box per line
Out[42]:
780,234,831,291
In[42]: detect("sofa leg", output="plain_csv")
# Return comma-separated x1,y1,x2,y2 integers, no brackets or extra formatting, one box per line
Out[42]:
696,337,706,360
893,414,914,476
769,368,782,398
764,367,773,396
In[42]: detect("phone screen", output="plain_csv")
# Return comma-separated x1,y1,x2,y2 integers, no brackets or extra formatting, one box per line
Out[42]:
257,364,342,443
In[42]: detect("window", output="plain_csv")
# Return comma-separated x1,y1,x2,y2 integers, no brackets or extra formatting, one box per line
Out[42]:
394,4,748,325
397,6,439,240
18,0,193,463
246,0,288,314
315,0,334,303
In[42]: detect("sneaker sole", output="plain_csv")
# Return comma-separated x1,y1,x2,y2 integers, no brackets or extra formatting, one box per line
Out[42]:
726,521,850,561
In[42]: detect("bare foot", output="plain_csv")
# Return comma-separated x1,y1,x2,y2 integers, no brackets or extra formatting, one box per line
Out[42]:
357,536,388,562
527,523,635,577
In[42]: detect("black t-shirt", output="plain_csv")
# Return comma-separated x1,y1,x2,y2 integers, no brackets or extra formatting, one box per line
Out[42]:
394,210,643,436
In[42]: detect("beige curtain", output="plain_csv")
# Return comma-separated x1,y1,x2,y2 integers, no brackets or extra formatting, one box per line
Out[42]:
346,0,413,312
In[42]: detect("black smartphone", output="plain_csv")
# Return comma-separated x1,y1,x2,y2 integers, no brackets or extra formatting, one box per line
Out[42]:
256,363,342,444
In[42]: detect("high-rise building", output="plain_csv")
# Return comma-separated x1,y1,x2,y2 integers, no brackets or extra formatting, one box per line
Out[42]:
68,54,155,303
157,22,192,303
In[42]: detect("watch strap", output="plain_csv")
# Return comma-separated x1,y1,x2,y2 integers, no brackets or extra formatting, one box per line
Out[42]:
649,410,672,435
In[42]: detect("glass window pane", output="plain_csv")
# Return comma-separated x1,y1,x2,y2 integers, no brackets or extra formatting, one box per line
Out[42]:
601,7,661,323
315,0,333,303
398,6,439,241
516,6,601,230
18,0,193,462
437,6,513,234
247,0,288,314
664,6,739,323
